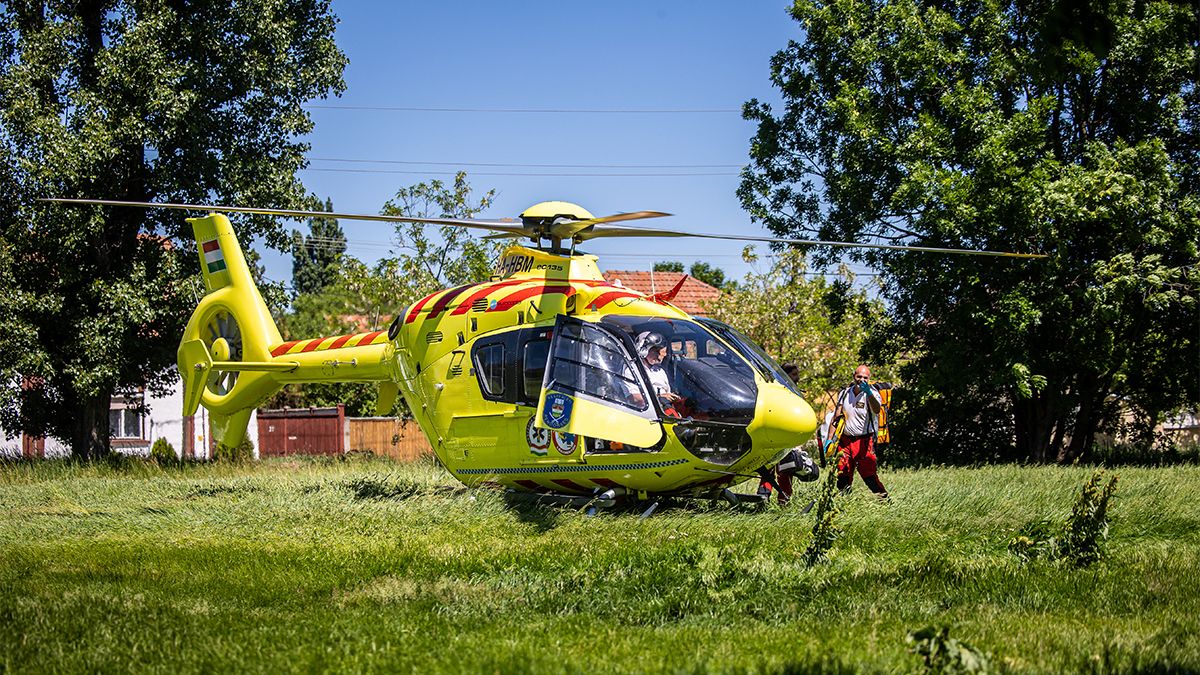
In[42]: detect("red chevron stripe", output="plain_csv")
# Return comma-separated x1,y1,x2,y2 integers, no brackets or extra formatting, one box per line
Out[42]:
515,479,542,492
490,284,575,312
422,282,477,322
591,478,622,489
588,290,642,310
405,290,442,324
449,279,531,315
328,334,355,350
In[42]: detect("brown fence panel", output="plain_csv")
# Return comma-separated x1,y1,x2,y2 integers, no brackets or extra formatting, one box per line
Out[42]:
347,418,432,462
257,406,345,457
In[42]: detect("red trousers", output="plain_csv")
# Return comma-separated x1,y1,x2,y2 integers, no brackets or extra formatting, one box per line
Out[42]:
837,434,887,496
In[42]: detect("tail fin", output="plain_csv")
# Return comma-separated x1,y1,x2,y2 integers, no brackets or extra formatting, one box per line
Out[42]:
177,213,394,449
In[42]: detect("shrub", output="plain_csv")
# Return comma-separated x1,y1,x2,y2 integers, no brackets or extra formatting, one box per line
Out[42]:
802,459,842,566
149,438,177,464
213,436,254,463
1008,469,1118,567
906,626,991,674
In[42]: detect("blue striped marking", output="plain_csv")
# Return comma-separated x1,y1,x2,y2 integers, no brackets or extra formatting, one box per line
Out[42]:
458,458,688,475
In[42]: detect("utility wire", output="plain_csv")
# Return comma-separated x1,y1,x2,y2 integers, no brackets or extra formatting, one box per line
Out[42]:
302,167,738,177
307,157,743,169
306,104,740,114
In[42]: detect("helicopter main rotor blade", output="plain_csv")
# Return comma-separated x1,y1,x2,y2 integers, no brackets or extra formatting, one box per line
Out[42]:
39,198,530,236
579,224,1047,258
569,210,671,227
545,210,671,240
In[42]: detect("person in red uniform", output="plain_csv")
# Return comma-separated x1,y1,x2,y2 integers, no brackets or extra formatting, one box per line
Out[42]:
831,365,888,498
757,363,820,505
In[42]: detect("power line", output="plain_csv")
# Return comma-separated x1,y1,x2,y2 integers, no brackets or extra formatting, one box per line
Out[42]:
302,167,738,177
308,157,743,169
306,104,740,114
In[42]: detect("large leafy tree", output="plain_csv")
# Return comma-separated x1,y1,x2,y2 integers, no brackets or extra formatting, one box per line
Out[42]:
741,0,1199,462
0,1,346,458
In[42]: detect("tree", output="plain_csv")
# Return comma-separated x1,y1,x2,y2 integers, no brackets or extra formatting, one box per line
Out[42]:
0,2,347,458
654,261,685,273
688,261,731,290
741,0,1199,462
704,247,893,410
291,197,346,297
382,171,501,295
266,173,500,416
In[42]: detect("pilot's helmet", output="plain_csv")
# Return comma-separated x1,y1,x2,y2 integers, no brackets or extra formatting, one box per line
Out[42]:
635,331,668,359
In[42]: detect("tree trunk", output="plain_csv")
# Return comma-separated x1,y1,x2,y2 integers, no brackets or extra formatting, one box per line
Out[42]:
1059,372,1101,464
71,392,111,460
1014,392,1055,463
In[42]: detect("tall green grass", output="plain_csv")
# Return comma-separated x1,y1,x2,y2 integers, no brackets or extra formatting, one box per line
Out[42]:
1,457,1197,673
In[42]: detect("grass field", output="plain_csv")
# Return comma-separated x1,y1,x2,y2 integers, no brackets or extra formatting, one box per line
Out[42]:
1,457,1198,673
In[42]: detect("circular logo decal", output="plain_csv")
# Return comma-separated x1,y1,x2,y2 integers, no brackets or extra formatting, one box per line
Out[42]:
543,392,573,429
525,417,549,456
553,432,577,456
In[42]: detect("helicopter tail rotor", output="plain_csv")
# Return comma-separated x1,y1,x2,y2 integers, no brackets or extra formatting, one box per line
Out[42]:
177,212,398,450
177,212,291,448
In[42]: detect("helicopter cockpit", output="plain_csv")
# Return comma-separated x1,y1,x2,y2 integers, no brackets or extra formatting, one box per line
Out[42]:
598,316,759,424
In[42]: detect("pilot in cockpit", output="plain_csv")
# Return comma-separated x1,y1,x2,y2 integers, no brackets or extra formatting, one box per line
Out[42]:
633,331,683,416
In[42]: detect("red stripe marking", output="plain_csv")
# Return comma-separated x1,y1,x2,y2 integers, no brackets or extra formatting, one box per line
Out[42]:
592,478,621,489
423,283,478,321
588,290,642,310
328,334,355,350
490,284,575,312
551,479,590,493
449,279,531,315
201,239,220,253
405,290,442,324
358,330,384,345
300,338,325,353
270,341,299,357
515,480,542,492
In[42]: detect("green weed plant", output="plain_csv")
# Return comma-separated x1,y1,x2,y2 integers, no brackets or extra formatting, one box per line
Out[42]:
906,625,991,674
1009,469,1118,566
802,459,841,566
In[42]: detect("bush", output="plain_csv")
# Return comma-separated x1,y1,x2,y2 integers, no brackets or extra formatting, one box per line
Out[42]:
1008,469,1118,566
149,438,177,464
213,436,254,463
906,626,991,674
802,459,842,566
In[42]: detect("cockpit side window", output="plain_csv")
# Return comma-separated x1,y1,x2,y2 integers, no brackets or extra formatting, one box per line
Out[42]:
600,316,759,424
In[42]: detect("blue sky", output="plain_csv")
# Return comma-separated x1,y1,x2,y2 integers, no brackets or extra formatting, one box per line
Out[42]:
263,1,804,286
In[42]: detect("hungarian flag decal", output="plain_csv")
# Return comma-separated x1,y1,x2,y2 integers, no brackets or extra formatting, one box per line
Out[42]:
201,239,226,273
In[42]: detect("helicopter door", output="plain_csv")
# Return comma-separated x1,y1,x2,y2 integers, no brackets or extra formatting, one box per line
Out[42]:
534,315,664,448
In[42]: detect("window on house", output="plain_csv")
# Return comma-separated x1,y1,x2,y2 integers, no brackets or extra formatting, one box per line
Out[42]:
109,393,145,439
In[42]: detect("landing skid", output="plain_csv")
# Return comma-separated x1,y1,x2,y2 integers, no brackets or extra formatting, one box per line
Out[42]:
502,487,769,518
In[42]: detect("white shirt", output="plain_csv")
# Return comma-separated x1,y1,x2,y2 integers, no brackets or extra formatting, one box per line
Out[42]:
644,362,671,398
840,385,881,437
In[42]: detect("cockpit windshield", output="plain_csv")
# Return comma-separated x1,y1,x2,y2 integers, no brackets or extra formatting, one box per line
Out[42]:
601,316,758,424
696,317,805,398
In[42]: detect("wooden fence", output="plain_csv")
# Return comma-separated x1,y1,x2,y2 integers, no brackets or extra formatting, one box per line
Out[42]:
347,417,433,462
256,408,433,461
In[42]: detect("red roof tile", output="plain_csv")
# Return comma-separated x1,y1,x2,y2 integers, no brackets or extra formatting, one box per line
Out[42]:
602,270,722,316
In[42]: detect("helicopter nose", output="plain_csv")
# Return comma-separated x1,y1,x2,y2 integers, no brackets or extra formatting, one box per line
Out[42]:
753,384,818,449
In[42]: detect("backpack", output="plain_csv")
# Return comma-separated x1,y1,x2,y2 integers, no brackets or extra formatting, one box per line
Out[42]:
830,382,894,446
873,382,893,445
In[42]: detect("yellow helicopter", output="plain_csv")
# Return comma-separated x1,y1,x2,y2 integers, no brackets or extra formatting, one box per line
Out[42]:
50,198,1043,509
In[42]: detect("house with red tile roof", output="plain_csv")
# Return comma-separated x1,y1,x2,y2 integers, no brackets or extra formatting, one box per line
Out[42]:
602,270,722,316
